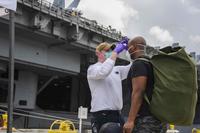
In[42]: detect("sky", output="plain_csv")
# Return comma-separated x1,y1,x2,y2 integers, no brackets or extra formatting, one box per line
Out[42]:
74,0,200,55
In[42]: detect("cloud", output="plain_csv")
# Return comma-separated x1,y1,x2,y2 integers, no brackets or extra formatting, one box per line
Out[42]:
78,0,138,33
180,0,200,14
181,0,185,4
188,6,200,14
190,35,200,43
188,0,200,9
149,26,174,43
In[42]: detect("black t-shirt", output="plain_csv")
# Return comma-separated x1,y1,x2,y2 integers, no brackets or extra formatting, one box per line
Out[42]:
127,57,154,116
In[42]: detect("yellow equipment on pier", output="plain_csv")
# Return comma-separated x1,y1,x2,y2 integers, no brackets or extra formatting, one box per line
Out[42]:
48,120,78,133
2,113,7,128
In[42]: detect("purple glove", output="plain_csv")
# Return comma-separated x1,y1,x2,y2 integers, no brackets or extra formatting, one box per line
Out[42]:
113,37,129,54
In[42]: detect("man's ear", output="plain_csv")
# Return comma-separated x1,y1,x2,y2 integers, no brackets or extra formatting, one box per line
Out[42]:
132,44,137,50
128,45,136,52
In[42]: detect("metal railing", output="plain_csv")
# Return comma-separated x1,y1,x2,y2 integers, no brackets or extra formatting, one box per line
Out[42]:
17,0,122,40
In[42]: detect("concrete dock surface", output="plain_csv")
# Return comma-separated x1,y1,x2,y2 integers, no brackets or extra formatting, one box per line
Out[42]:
0,129,92,133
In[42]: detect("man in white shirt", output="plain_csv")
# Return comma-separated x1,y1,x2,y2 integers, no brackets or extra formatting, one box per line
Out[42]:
87,38,131,133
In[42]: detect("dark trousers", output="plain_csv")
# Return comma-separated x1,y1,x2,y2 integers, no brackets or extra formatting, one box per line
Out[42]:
132,115,167,133
91,110,124,133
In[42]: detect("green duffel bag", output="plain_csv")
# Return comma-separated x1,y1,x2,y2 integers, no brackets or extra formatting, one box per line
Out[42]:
143,46,198,125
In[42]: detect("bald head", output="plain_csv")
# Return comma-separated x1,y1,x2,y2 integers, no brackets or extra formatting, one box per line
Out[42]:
129,36,146,49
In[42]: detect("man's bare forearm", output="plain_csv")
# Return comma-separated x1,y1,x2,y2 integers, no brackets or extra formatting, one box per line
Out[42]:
127,90,144,122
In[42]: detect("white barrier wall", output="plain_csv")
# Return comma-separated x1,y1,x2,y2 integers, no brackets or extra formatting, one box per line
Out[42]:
14,71,38,109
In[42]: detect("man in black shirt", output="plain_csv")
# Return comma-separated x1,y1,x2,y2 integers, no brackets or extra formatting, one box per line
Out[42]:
123,36,166,133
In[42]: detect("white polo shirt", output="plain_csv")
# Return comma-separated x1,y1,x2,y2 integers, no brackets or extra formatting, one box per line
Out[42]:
87,58,132,112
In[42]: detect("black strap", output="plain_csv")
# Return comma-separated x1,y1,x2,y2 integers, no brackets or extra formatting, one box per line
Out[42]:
132,58,151,105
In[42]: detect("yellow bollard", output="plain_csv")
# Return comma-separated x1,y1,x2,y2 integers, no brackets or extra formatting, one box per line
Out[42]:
169,124,175,130
0,113,16,131
166,124,179,133
2,113,7,128
192,128,200,133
